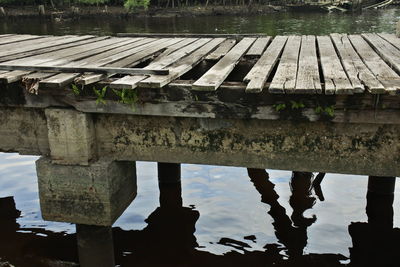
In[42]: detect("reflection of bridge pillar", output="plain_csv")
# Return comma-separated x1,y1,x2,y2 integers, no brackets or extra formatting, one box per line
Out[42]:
36,157,137,267
76,224,115,267
158,163,182,208
367,176,396,230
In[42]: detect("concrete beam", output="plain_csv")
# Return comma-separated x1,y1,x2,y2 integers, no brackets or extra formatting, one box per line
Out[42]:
36,157,137,226
2,107,400,177
45,108,96,165
96,115,400,177
0,107,49,155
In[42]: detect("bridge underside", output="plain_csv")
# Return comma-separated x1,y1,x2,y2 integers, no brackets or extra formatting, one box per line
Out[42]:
1,106,399,177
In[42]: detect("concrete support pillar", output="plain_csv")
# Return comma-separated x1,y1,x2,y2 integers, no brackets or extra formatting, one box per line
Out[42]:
36,157,137,225
76,224,115,267
36,157,137,267
366,176,396,229
45,108,97,166
157,163,182,208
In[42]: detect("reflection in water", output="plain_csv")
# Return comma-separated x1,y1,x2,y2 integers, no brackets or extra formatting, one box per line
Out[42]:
349,176,400,267
0,197,78,266
0,154,399,266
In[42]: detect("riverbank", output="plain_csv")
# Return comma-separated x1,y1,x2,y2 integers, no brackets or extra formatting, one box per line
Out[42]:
0,5,285,19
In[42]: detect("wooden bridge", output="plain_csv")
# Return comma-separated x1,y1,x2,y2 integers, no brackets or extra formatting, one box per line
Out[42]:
0,33,399,94
0,33,399,266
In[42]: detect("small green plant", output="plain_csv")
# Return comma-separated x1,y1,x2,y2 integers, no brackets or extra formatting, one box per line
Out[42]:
290,100,305,109
273,103,286,112
93,86,108,105
71,84,81,96
113,88,138,111
315,105,335,117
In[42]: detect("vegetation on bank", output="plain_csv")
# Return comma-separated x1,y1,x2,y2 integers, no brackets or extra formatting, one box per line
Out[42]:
0,0,278,12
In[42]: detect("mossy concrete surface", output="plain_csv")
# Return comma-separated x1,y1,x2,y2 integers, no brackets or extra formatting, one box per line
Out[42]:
1,107,400,176
36,157,137,226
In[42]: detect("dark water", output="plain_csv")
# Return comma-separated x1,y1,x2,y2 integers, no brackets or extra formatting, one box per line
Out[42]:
0,8,400,35
1,153,399,266
1,8,400,266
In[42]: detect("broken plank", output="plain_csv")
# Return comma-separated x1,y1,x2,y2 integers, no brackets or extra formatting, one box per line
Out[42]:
205,39,236,60
192,37,256,91
151,38,198,63
140,38,226,88
109,38,211,89
246,37,271,56
317,35,353,95
0,38,139,83
75,38,184,86
39,38,164,88
269,35,301,94
244,36,287,93
109,75,148,89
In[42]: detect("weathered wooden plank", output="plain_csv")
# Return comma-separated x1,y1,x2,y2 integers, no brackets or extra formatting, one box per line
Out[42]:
294,35,321,94
151,38,198,63
0,34,44,45
75,38,185,86
377,33,400,51
0,35,63,55
362,33,400,79
317,35,353,95
140,38,226,88
39,38,165,88
349,34,400,95
0,36,108,63
205,39,236,60
110,38,212,89
0,38,139,83
330,34,382,93
2,37,133,66
269,35,301,94
0,35,97,58
0,65,168,75
244,36,287,93
192,37,256,91
246,37,271,56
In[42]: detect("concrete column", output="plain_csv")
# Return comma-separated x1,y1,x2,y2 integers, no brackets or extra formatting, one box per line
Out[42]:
366,176,396,229
45,108,97,166
36,157,137,267
76,224,115,267
36,157,137,225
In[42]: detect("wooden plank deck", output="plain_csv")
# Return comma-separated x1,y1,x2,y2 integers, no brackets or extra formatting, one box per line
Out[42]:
0,33,400,96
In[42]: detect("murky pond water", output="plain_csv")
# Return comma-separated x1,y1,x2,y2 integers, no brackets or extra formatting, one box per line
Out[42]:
0,8,400,35
1,8,400,266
